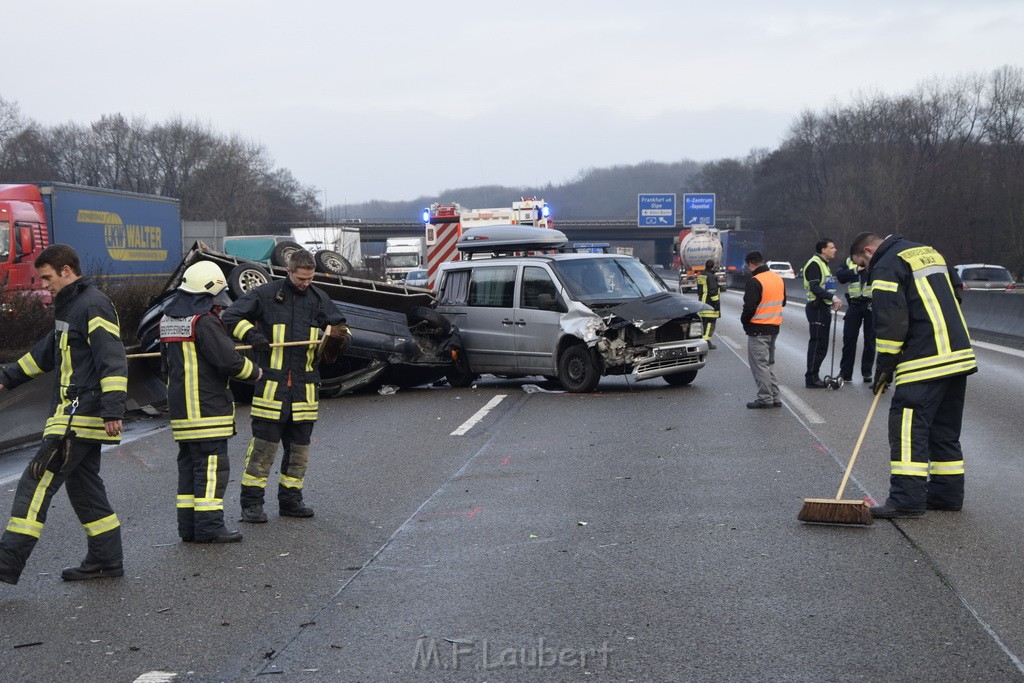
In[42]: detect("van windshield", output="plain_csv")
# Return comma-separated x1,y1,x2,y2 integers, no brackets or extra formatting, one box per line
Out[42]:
0,221,10,260
553,257,666,301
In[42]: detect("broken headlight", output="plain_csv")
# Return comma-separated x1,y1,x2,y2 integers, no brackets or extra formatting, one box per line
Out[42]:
687,320,703,338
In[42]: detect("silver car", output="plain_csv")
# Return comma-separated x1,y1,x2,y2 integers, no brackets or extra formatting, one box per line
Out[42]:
435,251,710,392
405,268,430,288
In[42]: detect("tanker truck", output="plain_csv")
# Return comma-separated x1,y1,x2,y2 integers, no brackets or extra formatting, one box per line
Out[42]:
673,227,724,293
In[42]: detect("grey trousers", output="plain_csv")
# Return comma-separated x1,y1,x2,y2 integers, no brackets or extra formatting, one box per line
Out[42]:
747,333,780,405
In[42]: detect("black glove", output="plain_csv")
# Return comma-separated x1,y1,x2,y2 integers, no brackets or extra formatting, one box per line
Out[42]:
870,372,891,395
249,334,271,354
29,434,75,479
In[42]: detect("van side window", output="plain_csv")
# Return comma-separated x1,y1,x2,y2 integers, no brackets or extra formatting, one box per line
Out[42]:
520,266,557,309
438,270,471,305
468,266,516,308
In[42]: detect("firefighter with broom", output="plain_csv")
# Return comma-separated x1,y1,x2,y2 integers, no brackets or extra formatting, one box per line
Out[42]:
850,231,976,519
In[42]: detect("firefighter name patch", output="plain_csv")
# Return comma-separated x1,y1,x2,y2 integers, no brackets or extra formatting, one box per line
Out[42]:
159,316,197,342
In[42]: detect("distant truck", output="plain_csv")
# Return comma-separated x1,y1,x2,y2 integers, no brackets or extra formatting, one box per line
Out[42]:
673,227,725,292
719,229,766,288
0,182,181,302
385,237,426,282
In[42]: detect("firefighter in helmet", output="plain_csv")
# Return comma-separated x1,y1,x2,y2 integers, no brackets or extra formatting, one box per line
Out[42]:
160,261,260,543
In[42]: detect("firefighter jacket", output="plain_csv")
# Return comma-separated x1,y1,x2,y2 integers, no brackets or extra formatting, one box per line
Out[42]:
160,292,258,441
741,265,786,335
696,270,721,314
868,234,977,387
221,278,345,423
0,278,127,443
802,254,837,304
836,257,872,302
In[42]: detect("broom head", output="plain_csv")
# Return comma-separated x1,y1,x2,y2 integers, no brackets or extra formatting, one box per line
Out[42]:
798,498,874,526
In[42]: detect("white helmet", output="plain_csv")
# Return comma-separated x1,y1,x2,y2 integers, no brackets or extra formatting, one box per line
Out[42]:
180,261,228,297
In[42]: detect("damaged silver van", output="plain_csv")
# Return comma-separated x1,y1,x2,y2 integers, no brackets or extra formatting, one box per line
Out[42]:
434,226,710,392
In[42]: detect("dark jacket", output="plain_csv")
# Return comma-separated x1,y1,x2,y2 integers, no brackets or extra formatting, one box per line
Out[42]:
0,278,127,443
221,278,345,422
868,234,976,386
160,291,258,441
741,265,787,335
696,270,721,312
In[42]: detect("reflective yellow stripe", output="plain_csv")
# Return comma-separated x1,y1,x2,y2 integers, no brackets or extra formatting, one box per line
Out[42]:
876,339,904,354
45,414,119,442
241,473,268,488
873,280,898,293
172,426,235,440
6,517,44,538
183,342,200,420
891,461,929,476
100,376,128,393
279,473,303,489
897,348,976,373
18,353,45,378
901,408,913,464
194,497,223,512
177,494,195,509
204,454,218,501
895,360,978,386
83,513,119,537
270,324,286,370
930,460,965,475
170,415,236,428
59,331,73,402
306,327,319,371
233,357,255,380
232,319,255,340
915,276,950,358
88,316,121,338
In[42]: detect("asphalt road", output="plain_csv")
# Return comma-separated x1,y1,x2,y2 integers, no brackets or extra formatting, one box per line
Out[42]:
1,291,1023,682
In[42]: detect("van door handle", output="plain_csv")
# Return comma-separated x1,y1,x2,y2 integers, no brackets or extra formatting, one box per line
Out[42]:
514,319,526,326
501,318,514,326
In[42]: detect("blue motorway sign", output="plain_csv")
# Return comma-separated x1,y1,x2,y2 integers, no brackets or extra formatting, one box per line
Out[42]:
638,194,676,227
683,193,716,226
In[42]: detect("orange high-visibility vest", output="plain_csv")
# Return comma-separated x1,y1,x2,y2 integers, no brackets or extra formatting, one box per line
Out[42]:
752,270,784,326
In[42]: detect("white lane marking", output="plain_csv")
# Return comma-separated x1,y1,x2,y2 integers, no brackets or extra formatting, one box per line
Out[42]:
778,385,826,424
973,340,1024,359
451,395,506,436
716,333,740,350
133,673,178,683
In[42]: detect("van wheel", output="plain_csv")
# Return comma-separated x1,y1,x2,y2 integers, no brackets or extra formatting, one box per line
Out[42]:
315,249,351,276
663,370,698,386
558,344,600,393
272,241,305,267
228,263,271,297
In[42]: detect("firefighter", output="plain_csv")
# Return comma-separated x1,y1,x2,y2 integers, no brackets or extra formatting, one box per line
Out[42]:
0,245,127,584
161,261,261,543
801,238,843,388
850,232,977,519
221,250,348,523
695,259,721,349
835,255,875,383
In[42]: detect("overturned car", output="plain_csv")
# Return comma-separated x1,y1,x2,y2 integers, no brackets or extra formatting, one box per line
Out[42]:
433,226,711,392
133,243,461,403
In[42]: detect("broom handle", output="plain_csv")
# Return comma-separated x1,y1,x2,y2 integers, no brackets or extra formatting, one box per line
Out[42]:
127,338,320,360
835,383,886,499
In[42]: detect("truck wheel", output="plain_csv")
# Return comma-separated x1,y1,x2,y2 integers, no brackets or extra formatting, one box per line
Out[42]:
272,241,305,267
314,250,351,276
663,370,698,386
228,263,271,297
558,344,601,393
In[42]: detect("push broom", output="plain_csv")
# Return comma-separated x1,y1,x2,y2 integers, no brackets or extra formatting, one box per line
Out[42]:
797,381,886,525
127,326,333,359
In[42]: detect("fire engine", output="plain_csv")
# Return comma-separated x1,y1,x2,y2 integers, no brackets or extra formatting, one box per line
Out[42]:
422,198,553,287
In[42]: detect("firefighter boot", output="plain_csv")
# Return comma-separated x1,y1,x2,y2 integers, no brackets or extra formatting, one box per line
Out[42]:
240,438,278,523
178,507,196,542
62,523,124,581
279,443,313,518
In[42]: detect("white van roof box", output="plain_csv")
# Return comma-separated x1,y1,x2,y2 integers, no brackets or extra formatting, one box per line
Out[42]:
456,225,568,255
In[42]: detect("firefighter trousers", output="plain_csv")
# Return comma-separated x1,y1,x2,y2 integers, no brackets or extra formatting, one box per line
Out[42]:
839,300,875,380
886,374,968,510
0,440,121,580
177,440,230,541
241,418,315,509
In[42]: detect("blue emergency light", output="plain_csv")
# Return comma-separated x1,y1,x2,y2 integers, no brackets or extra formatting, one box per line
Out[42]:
421,209,430,223
542,205,551,218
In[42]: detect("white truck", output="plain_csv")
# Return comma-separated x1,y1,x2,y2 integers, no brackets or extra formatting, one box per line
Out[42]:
385,237,426,282
290,225,363,270
674,226,725,293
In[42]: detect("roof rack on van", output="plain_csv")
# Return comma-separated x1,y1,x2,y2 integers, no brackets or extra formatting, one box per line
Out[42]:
456,225,568,258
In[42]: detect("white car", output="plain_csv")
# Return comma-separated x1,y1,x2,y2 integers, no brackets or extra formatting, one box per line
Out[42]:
953,264,1016,292
404,268,429,288
766,261,796,279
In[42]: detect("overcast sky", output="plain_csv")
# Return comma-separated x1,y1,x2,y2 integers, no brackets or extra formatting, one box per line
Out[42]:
5,1,1023,205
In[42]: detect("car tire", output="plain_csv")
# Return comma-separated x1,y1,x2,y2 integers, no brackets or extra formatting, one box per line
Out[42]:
558,344,601,393
663,370,698,386
228,263,271,297
445,349,477,388
272,241,305,268
314,249,351,276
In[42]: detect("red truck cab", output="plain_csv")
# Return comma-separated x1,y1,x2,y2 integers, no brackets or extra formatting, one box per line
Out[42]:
0,184,51,298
